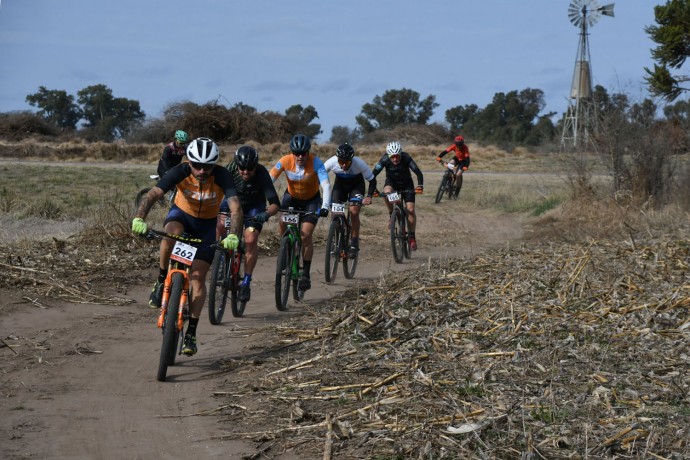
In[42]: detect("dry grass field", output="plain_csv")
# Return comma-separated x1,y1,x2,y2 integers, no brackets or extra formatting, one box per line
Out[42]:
1,141,688,459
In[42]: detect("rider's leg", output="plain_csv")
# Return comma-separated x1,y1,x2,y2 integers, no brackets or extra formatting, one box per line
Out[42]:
159,220,184,275
406,202,416,234
382,185,395,215
455,170,464,193
300,221,316,265
349,205,361,239
243,226,260,277
189,260,211,320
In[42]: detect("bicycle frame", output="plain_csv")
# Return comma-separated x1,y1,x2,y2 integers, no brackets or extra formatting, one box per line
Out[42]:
384,191,412,263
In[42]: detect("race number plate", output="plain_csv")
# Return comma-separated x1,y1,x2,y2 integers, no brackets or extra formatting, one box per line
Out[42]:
331,203,346,214
224,216,231,229
170,241,197,266
281,213,299,224
447,163,455,170
387,192,400,202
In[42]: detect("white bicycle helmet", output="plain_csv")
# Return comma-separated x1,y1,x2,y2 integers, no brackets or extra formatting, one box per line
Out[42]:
186,137,219,164
386,141,402,157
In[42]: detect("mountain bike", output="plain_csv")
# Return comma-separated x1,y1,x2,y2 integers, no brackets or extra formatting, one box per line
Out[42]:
386,191,412,264
435,162,457,203
145,229,213,382
133,174,175,215
324,200,361,283
275,208,316,311
207,213,249,322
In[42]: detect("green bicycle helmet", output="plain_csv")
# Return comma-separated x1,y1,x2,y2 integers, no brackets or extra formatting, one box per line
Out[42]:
175,130,190,144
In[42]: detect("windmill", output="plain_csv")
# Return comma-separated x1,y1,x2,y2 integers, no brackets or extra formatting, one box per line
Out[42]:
560,0,614,148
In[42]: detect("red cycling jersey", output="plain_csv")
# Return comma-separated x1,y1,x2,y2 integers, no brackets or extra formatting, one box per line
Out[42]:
441,143,470,162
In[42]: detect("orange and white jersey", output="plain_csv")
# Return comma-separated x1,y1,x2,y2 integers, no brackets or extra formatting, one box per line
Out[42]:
269,154,331,205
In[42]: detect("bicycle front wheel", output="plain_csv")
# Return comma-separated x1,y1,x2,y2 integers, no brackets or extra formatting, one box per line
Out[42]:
158,272,183,382
230,250,246,317
275,235,293,311
208,249,229,325
435,175,449,204
324,219,342,283
390,207,404,264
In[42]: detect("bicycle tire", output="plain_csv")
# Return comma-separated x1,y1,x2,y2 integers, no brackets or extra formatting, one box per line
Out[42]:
292,239,305,301
275,234,292,311
324,218,342,283
208,249,228,325
343,215,357,279
447,173,455,201
435,175,449,203
390,207,404,263
230,250,246,317
399,205,411,259
157,272,183,382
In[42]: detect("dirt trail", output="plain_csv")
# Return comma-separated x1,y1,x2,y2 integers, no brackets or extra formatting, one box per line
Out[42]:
1,189,525,459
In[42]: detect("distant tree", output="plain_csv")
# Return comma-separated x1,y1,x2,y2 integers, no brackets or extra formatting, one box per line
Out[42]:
283,104,321,140
445,104,479,134
452,88,552,145
644,0,690,100
25,86,82,130
77,84,145,141
329,125,361,145
355,88,439,134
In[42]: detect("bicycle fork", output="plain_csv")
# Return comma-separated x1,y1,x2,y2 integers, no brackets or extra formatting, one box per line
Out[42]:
157,268,190,332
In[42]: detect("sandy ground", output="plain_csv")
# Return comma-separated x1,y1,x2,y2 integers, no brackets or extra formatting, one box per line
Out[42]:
0,180,526,459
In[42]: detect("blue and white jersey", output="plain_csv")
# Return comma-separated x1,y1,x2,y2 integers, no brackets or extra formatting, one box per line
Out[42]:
324,156,375,181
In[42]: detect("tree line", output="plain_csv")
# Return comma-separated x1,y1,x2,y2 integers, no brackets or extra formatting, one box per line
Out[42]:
0,0,688,147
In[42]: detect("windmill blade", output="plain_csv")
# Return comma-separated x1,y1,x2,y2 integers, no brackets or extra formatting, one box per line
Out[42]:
600,3,615,17
568,0,585,25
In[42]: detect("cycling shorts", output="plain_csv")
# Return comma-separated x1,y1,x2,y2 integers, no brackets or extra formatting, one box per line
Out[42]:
383,178,416,203
449,157,469,170
164,205,217,264
280,191,322,225
219,202,268,232
331,175,365,204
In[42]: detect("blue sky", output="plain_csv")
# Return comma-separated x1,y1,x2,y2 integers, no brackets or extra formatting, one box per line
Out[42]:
0,0,661,141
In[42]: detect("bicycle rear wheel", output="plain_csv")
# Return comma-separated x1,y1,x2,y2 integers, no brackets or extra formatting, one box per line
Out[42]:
208,249,228,325
230,250,246,317
275,235,292,311
292,240,305,301
390,207,404,264
343,218,357,279
157,272,183,382
324,219,342,283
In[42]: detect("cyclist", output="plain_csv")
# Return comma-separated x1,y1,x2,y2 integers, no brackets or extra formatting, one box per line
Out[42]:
323,143,377,258
156,130,190,178
131,137,243,357
436,135,470,196
216,145,280,302
269,133,330,291
371,141,424,251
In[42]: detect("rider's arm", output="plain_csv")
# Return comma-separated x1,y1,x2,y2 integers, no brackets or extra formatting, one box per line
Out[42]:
408,157,424,187
436,149,448,162
134,186,165,219
313,157,332,208
269,155,288,183
371,154,387,178
258,166,281,216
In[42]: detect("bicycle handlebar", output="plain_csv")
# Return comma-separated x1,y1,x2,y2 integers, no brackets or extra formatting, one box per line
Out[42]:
144,229,220,247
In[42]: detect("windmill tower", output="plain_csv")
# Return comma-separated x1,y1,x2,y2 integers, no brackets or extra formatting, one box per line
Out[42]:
561,0,614,148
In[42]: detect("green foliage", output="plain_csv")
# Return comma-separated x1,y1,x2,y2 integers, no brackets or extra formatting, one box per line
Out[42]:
283,104,321,139
25,86,82,130
355,88,439,133
329,125,360,145
644,0,690,100
77,84,145,141
446,88,555,146
0,111,58,140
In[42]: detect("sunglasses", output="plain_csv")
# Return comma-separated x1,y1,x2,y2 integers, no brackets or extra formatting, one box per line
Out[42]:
292,152,308,157
190,162,214,171
238,166,255,172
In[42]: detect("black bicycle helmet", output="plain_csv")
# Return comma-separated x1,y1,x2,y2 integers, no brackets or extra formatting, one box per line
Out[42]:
336,143,355,161
289,133,311,154
234,145,259,170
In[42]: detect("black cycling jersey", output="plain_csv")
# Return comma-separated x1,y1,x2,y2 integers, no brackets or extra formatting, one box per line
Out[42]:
371,151,424,187
157,141,186,177
225,162,280,211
